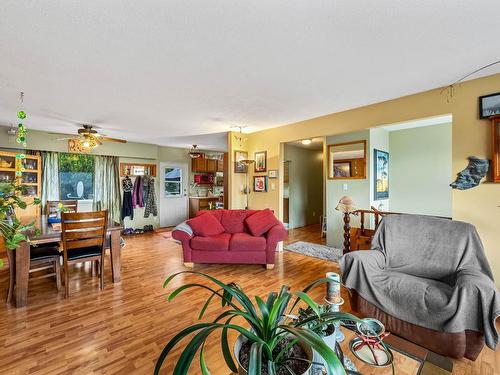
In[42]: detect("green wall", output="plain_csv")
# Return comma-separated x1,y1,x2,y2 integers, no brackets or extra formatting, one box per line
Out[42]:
389,123,452,217
0,125,193,229
283,144,323,229
326,130,370,248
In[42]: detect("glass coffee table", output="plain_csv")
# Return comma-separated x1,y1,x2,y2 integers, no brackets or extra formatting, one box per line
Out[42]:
337,327,453,375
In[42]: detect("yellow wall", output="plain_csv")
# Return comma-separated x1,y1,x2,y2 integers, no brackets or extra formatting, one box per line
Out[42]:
230,73,500,286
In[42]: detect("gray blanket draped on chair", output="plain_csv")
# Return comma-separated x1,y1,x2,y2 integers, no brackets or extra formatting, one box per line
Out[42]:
340,214,500,350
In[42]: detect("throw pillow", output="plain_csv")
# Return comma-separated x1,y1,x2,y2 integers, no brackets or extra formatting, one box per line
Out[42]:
245,209,280,237
187,212,225,237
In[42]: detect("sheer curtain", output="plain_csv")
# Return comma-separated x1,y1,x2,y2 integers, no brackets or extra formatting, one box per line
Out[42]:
41,151,60,213
93,155,121,223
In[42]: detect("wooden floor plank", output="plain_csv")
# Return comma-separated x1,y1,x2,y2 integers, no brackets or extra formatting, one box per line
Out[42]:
0,227,497,374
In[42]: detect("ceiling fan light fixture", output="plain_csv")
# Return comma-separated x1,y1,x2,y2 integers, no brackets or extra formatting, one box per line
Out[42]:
189,145,203,159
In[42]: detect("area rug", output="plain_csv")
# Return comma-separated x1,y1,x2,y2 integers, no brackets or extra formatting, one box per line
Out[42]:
285,241,343,262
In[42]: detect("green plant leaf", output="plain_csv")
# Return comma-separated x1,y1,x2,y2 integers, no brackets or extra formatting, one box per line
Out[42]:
294,291,320,318
248,342,263,375
154,323,212,375
173,326,219,375
221,325,238,373
199,345,211,375
279,326,346,375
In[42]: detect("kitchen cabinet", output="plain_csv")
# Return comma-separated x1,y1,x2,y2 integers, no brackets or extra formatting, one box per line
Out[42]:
189,197,221,218
192,157,207,173
206,159,217,173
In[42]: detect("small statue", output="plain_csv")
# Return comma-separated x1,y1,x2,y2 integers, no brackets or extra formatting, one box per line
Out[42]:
450,156,489,190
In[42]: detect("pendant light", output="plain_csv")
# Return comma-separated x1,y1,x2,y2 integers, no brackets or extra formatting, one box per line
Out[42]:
189,145,203,159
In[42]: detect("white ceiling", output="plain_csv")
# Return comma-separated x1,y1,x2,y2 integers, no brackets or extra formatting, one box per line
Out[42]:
1,1,499,152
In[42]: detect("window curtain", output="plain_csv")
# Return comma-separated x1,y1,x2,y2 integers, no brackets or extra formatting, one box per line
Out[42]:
93,155,121,224
41,151,60,213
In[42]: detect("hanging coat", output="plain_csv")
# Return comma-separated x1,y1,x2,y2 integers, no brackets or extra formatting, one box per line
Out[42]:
144,178,158,218
132,176,144,208
121,177,134,220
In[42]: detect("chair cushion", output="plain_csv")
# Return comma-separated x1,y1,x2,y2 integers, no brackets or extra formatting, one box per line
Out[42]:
30,246,60,260
187,212,225,237
191,233,231,251
221,210,249,233
245,209,280,237
229,233,266,252
67,246,103,261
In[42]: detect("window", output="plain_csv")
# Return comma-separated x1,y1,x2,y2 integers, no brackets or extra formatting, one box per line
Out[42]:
164,167,182,197
59,153,94,200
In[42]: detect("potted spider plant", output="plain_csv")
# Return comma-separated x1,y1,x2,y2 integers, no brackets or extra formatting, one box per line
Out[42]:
0,182,40,267
155,271,366,375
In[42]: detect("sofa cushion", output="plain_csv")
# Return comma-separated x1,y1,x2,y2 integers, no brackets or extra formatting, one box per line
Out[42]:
245,209,280,237
196,209,223,222
229,233,267,252
191,233,231,251
187,212,225,237
221,210,249,233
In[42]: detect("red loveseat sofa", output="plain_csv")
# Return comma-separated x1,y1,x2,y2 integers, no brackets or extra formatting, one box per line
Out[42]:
172,209,287,269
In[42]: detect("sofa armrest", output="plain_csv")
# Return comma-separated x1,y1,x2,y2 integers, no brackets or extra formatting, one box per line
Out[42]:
265,223,288,264
172,222,194,262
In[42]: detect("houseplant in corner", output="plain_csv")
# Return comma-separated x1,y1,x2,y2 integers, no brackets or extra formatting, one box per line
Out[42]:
155,271,375,375
0,182,40,267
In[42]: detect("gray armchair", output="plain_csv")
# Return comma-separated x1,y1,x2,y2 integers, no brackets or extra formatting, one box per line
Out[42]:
340,214,500,360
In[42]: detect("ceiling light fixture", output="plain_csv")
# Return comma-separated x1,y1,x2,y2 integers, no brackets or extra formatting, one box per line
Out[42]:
189,144,203,159
301,139,312,145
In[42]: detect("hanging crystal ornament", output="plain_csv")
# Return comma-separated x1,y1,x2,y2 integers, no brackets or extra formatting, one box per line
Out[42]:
15,92,27,181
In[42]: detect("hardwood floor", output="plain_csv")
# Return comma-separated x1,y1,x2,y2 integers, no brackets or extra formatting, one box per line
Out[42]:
286,223,326,246
0,233,498,374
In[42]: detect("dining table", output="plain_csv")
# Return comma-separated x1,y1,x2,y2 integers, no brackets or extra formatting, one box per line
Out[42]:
10,215,122,308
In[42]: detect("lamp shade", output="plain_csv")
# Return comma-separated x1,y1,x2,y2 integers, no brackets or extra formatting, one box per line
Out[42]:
335,195,356,213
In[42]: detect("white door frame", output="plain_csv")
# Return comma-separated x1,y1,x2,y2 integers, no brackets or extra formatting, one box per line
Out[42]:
159,162,189,227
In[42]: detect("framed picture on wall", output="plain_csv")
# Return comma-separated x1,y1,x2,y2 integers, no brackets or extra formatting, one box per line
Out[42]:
234,150,248,173
253,176,268,192
268,169,278,179
479,92,500,119
374,149,389,200
254,151,267,172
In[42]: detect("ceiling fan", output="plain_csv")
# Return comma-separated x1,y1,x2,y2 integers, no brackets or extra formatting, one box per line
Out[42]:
56,124,127,148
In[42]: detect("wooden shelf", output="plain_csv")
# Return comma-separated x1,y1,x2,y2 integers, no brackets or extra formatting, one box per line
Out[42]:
0,167,15,172
21,182,38,186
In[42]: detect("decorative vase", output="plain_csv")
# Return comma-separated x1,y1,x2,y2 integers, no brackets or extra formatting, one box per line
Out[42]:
234,335,313,375
311,327,337,374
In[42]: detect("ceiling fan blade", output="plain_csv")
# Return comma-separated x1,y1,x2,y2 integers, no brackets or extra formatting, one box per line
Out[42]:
98,136,127,143
55,137,77,141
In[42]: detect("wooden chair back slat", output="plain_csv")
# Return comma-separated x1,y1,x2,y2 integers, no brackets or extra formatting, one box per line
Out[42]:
61,211,108,254
63,219,106,230
64,238,104,250
63,228,105,240
46,200,78,215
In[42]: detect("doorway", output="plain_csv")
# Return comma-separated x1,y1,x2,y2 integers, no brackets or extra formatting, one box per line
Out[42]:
159,162,188,227
282,138,325,241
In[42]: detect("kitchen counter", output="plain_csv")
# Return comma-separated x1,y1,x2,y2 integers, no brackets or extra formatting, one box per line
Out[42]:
188,196,220,200
189,196,222,218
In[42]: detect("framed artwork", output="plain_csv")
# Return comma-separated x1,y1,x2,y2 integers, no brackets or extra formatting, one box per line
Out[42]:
254,151,267,172
253,176,268,192
373,149,389,200
268,169,278,179
479,92,500,119
333,161,351,178
234,150,248,173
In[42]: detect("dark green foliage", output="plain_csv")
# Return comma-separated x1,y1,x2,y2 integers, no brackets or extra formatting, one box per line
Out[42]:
155,271,366,375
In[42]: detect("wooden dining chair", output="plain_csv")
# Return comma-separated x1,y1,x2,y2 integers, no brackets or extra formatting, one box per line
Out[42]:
60,211,108,298
5,243,62,305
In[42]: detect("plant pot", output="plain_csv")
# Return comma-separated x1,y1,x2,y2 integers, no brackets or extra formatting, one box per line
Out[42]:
234,335,313,375
312,328,337,374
